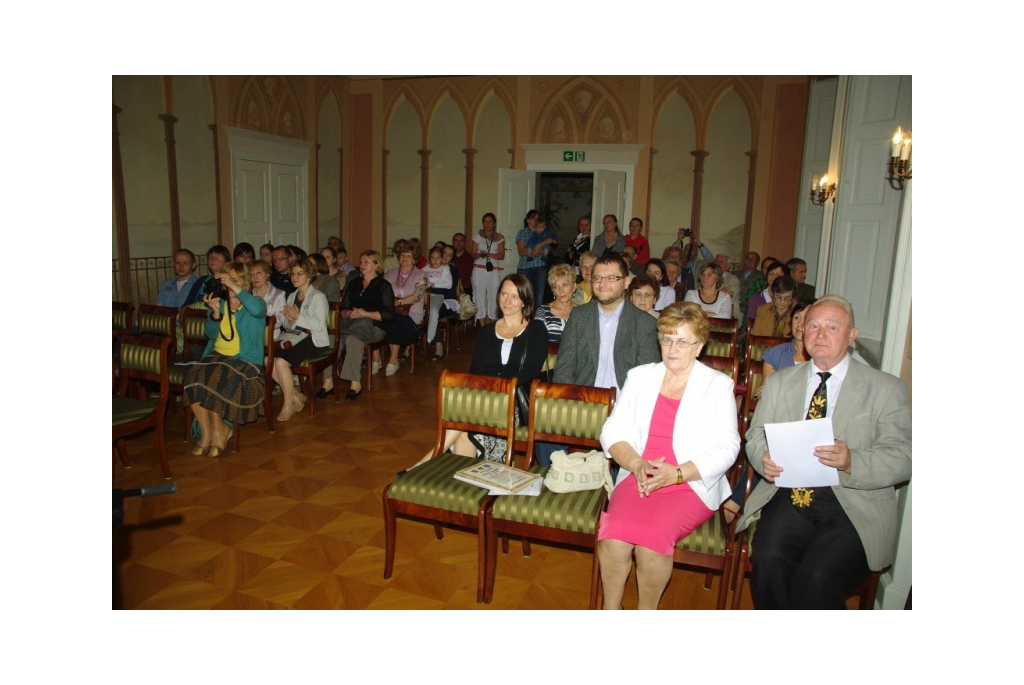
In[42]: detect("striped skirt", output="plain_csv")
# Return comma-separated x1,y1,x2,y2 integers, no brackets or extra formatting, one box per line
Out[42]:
184,354,264,425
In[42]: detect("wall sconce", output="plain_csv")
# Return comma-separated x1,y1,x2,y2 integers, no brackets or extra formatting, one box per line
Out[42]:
810,174,836,206
887,126,912,190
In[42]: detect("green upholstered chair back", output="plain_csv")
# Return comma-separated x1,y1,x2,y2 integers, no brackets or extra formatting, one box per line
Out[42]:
433,371,517,453
701,339,735,359
138,304,177,338
746,335,789,363
113,301,134,332
525,381,616,457
181,307,209,345
117,334,171,398
708,316,738,334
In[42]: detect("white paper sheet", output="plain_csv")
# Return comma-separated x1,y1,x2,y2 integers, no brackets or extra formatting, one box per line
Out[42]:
764,418,841,488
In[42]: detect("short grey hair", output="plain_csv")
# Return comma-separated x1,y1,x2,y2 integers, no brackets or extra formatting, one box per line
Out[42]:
809,293,856,327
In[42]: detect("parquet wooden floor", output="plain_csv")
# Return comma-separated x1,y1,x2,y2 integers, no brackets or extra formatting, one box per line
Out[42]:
113,324,756,610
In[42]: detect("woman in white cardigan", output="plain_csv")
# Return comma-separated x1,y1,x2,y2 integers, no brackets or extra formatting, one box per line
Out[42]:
272,257,330,421
597,302,740,609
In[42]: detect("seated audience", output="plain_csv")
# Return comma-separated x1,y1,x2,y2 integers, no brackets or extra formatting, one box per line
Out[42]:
422,246,455,360
335,250,394,401
746,261,789,326
381,247,427,375
645,259,676,311
662,258,687,303
572,251,598,305
249,259,285,337
232,242,255,263
184,245,231,305
156,248,198,308
310,252,342,303
272,258,330,421
259,243,274,265
409,274,548,468
683,263,733,319
751,275,796,337
628,273,661,318
534,264,576,342
597,303,740,609
184,261,267,457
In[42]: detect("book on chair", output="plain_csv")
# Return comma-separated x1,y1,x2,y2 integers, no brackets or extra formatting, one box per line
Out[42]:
454,461,542,495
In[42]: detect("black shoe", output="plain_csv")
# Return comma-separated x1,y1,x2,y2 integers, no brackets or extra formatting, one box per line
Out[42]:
316,388,332,400
431,353,443,361
399,349,411,362
345,389,362,401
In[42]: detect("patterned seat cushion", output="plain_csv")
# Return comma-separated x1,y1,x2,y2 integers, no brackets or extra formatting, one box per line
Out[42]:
491,466,604,534
675,512,727,556
113,396,157,426
388,452,492,515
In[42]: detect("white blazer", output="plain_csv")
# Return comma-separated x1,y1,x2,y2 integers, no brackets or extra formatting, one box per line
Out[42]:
600,360,741,511
286,287,330,348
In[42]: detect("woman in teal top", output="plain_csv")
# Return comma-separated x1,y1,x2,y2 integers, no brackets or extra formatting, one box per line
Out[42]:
184,261,267,457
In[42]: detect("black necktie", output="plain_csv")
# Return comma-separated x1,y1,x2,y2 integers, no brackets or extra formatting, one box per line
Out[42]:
792,371,831,508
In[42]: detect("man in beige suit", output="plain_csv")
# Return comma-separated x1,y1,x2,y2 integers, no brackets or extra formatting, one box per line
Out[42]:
736,294,911,609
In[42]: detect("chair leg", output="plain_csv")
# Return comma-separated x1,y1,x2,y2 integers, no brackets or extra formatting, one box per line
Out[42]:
476,505,488,604
264,380,276,433
383,492,397,579
433,523,444,540
231,424,242,453
183,405,194,442
484,513,498,604
155,418,171,480
716,547,733,610
521,538,532,557
731,541,749,610
589,544,601,610
115,439,131,468
703,570,714,590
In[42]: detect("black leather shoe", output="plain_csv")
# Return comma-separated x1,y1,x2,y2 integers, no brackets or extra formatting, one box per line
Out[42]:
316,388,332,400
345,389,362,401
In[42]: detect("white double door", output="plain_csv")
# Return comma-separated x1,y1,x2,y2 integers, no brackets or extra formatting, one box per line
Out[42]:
234,158,306,250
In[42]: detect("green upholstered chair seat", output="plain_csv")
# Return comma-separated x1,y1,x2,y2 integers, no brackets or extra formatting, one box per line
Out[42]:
113,396,157,426
389,452,492,515
675,511,728,556
515,426,529,444
491,466,604,534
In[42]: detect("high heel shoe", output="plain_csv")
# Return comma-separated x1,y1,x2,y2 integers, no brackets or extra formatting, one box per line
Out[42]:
191,444,210,457
292,391,307,413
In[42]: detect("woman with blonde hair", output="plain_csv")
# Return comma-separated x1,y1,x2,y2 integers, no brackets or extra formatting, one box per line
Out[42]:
272,257,330,420
598,302,740,609
533,263,576,342
184,261,267,457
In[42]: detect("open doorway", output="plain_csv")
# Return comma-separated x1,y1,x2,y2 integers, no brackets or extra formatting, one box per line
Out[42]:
536,172,592,263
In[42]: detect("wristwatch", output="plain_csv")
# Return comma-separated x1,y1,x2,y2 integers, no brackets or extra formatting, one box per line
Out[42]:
675,466,684,485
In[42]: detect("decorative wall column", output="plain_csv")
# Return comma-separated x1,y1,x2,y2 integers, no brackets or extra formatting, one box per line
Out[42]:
689,149,709,235
159,114,182,252
646,148,658,232
381,149,389,253
418,148,431,244
208,124,222,238
462,147,477,232
113,105,132,300
338,147,344,237
743,150,757,252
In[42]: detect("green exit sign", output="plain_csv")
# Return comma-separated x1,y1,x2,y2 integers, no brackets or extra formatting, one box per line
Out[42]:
562,150,586,162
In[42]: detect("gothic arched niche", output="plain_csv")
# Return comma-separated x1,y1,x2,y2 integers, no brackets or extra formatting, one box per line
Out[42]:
317,90,342,246
650,92,697,254
427,94,467,246
702,88,750,261
386,97,422,248
472,90,512,223
534,77,628,145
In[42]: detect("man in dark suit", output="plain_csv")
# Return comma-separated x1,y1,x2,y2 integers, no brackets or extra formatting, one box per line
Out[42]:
553,253,660,392
737,294,911,609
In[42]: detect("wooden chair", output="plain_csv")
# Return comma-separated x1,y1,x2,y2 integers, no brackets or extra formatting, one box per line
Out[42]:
729,470,883,610
483,381,616,607
113,301,135,333
708,316,738,334
113,334,172,479
137,304,178,338
741,358,764,427
670,449,746,609
700,356,740,384
182,315,278,453
510,342,560,459
289,301,342,416
383,371,517,603
172,308,212,441
745,335,789,362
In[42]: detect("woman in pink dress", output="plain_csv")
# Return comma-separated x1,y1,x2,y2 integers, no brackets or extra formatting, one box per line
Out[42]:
597,303,741,609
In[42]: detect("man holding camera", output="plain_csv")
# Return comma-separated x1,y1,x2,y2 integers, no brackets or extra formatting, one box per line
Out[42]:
672,227,712,291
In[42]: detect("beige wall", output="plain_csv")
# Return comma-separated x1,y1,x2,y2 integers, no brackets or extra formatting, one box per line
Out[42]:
113,75,807,276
